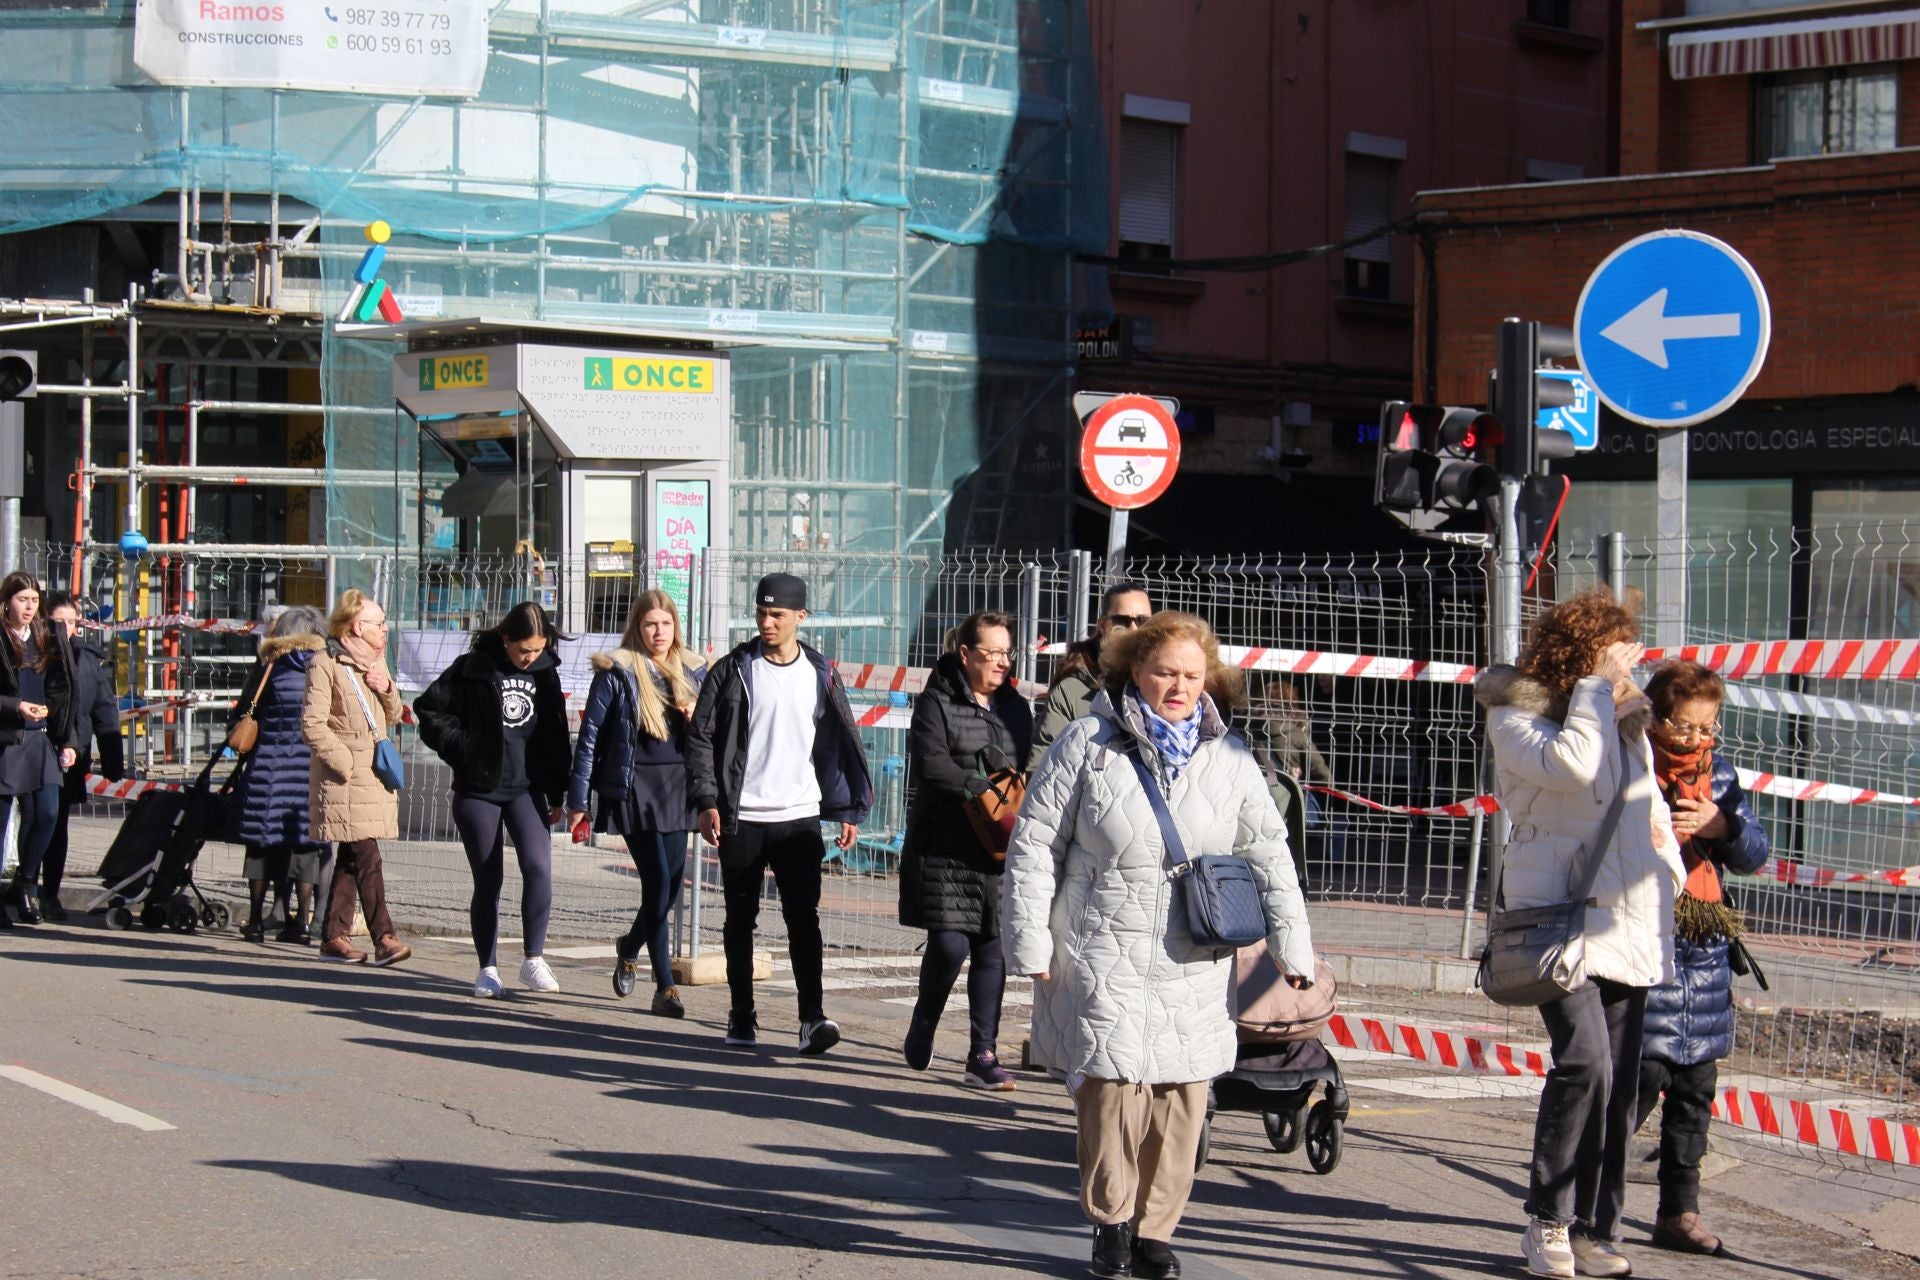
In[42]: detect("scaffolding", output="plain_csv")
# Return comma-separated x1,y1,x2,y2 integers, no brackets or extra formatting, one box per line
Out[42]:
0,0,1105,677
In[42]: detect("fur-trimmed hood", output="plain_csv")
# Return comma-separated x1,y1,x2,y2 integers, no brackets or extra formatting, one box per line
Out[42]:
258,633,327,663
590,647,649,676
1475,664,1651,740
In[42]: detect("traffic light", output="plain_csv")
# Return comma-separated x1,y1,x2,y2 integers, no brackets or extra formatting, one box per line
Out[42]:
0,351,34,403
1492,319,1577,477
1375,400,1502,514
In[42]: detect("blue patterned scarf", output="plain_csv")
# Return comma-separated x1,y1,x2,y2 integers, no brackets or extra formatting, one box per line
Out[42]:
1130,685,1201,782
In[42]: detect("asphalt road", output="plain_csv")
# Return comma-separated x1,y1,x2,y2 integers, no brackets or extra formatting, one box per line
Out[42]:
2,919,1915,1280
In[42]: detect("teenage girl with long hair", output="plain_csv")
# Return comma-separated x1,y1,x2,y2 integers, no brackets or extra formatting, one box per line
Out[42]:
0,572,78,927
568,590,706,1016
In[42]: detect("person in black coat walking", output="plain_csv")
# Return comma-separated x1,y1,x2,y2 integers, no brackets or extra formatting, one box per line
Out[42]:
567,589,707,1017
900,610,1034,1090
415,602,572,998
227,605,332,943
0,572,80,927
39,591,123,922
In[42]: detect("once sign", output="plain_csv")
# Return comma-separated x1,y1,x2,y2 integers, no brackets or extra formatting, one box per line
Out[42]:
1573,229,1770,429
1078,393,1180,510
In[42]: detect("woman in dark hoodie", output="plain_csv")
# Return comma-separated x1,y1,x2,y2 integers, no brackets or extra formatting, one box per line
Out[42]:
899,610,1034,1090
0,571,79,927
39,591,122,923
415,602,572,997
228,605,332,943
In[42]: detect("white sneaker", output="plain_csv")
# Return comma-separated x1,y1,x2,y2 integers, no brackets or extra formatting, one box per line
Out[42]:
473,966,503,998
1522,1220,1576,1278
519,956,560,993
1569,1236,1631,1277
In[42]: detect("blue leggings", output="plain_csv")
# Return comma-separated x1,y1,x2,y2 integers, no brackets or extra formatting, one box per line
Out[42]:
622,829,688,990
9,783,61,891
451,791,554,968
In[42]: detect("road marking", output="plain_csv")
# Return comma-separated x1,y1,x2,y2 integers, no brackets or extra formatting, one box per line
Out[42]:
0,1066,175,1131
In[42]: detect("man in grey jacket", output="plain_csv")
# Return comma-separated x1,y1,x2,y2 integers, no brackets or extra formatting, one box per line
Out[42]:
1026,581,1151,769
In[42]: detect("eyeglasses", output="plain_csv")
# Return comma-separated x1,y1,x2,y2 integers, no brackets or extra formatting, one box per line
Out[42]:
1107,613,1151,629
967,647,1013,662
1658,717,1720,741
362,617,390,631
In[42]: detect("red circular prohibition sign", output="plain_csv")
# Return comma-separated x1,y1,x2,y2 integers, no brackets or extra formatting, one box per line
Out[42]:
1078,393,1181,510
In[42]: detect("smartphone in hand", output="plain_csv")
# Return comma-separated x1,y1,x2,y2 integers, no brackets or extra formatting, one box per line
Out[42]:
571,815,591,844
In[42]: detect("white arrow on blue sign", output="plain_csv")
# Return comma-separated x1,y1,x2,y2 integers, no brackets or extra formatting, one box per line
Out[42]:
1537,369,1599,451
1573,229,1770,429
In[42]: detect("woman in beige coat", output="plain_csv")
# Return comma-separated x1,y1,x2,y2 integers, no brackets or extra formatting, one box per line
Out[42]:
302,589,412,967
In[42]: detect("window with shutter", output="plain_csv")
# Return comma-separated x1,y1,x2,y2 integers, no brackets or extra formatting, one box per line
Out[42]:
1343,153,1398,298
1118,119,1178,257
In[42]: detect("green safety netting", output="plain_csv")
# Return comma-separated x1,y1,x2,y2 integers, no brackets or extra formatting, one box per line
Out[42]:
0,0,1108,617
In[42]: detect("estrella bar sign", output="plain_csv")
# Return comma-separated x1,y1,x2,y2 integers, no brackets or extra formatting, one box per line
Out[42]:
583,356,715,394
419,354,491,392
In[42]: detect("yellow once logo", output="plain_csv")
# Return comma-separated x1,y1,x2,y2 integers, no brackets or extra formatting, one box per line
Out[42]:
583,356,715,394
419,353,490,391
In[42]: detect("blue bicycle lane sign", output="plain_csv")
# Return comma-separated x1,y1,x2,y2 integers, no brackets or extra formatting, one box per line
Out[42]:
1573,230,1770,429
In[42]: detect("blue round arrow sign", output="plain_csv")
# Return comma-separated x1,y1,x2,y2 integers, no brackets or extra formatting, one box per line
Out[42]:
1573,230,1770,429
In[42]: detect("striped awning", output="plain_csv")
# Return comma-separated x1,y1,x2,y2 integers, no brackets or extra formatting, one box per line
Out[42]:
1669,8,1920,79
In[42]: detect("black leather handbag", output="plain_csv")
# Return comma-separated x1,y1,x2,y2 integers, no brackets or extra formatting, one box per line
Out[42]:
1477,787,1627,1008
1122,739,1267,951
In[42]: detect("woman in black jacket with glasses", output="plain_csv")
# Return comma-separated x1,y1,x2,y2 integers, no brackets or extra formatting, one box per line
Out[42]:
0,572,80,927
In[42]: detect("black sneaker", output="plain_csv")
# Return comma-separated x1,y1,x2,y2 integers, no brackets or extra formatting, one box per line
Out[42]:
1131,1237,1180,1280
724,1009,758,1047
1090,1222,1133,1278
39,898,67,923
241,920,267,944
903,1013,936,1071
798,1017,841,1056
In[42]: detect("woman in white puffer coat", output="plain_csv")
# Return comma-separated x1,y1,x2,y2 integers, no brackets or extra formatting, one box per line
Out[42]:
1004,611,1314,1280
1478,590,1685,1280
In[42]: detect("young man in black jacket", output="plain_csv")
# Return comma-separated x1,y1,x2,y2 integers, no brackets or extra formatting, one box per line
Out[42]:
686,573,872,1054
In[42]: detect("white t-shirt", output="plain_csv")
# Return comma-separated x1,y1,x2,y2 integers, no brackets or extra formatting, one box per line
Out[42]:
737,650,824,823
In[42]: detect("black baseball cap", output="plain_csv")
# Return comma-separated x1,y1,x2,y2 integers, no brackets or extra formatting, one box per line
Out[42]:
754,573,808,611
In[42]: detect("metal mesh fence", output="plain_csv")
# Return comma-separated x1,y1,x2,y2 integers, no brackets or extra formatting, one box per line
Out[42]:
26,526,1920,1190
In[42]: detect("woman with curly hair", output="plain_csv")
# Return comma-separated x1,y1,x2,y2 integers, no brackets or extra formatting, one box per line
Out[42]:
1476,590,1685,1279
1004,610,1313,1279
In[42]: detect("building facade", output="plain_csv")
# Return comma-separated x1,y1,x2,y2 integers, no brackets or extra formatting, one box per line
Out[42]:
1076,0,1617,552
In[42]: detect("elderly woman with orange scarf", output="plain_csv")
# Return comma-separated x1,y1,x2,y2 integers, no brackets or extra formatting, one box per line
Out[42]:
1634,660,1770,1260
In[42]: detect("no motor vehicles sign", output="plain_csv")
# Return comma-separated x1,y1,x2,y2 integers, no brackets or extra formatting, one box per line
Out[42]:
1078,394,1180,510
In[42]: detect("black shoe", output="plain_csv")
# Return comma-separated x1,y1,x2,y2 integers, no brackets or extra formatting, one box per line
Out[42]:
8,886,41,926
798,1017,841,1056
39,897,67,923
241,920,267,943
275,924,303,944
651,986,686,1019
1091,1222,1133,1278
1131,1238,1179,1280
724,1009,758,1047
903,1012,936,1071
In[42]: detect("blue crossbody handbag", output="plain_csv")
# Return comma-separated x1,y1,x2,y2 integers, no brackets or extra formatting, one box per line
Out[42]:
345,663,406,793
1121,738,1267,951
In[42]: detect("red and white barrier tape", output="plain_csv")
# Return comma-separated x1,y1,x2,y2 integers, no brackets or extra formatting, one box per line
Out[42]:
1723,683,1915,728
1308,784,1499,820
1644,638,1920,683
1736,765,1920,809
1327,1010,1920,1167
1743,858,1920,889
83,773,182,800
81,615,262,636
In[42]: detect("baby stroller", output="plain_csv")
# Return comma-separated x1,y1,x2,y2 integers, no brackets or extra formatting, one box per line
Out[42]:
1196,770,1350,1173
88,752,241,934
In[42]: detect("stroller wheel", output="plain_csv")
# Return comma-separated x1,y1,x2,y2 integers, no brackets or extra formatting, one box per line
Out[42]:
168,898,197,934
105,906,134,931
205,902,232,930
139,903,168,931
1305,1100,1342,1174
1265,1102,1307,1154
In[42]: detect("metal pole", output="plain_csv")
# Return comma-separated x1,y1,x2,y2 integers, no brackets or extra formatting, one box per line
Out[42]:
1067,549,1092,644
1484,476,1526,916
1459,805,1486,959
1654,431,1688,648
0,497,19,574
687,833,703,960
1599,531,1626,603
1016,561,1041,686
1105,507,1128,585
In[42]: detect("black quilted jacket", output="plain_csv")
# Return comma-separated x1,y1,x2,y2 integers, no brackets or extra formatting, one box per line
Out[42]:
898,653,1034,935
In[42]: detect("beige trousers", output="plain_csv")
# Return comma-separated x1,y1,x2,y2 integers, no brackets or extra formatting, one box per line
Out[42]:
1073,1078,1210,1242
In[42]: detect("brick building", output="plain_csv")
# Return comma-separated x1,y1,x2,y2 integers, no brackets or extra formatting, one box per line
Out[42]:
1415,0,1920,594
1073,0,1617,552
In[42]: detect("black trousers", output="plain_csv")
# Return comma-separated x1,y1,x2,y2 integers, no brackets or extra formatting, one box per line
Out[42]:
720,817,825,1023
1636,1056,1718,1217
451,791,555,969
912,929,1006,1056
1526,978,1647,1240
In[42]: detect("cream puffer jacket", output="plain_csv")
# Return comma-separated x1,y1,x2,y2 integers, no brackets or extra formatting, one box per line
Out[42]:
1477,667,1685,989
301,645,404,844
1003,690,1314,1085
